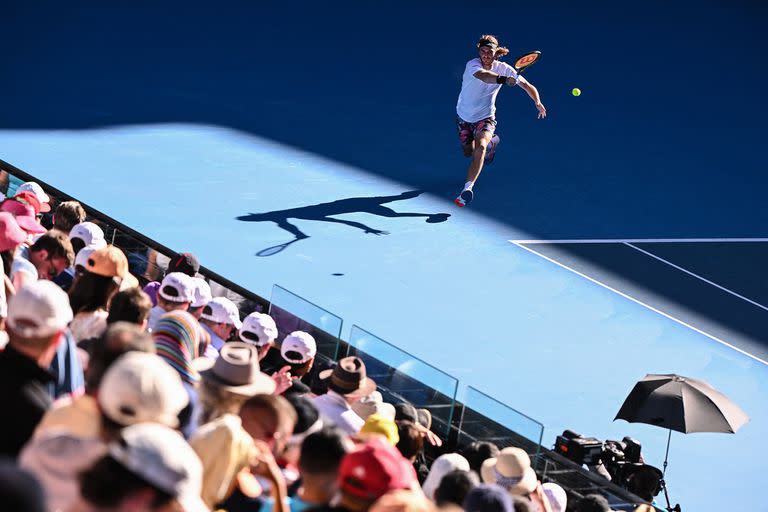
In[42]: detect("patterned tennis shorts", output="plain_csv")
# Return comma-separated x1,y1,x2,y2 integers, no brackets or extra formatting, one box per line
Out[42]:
456,116,497,146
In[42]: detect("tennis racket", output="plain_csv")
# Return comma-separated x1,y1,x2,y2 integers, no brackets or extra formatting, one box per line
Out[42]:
511,50,541,75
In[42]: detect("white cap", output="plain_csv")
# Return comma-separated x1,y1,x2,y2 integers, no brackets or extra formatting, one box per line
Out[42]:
109,423,208,512
158,272,195,303
542,482,567,512
74,247,96,269
98,352,189,428
280,331,316,364
7,281,73,338
190,278,212,309
69,222,107,249
17,181,50,205
421,453,470,500
238,312,277,347
200,296,241,328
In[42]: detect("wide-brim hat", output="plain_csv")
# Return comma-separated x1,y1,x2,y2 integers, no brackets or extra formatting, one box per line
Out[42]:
480,447,537,496
194,342,276,397
319,356,376,398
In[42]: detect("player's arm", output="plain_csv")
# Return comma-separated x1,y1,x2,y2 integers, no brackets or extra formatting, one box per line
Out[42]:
473,70,517,86
518,78,547,119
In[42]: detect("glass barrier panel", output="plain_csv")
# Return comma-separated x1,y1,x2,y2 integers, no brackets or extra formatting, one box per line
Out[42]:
345,325,458,437
269,284,342,363
458,386,545,467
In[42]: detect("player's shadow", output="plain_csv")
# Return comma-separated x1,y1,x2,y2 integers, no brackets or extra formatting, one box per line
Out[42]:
236,190,450,256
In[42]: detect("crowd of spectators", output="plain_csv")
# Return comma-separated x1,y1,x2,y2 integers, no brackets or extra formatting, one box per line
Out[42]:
0,179,659,512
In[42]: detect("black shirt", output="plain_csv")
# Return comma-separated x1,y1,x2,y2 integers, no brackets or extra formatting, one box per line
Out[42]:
0,345,55,459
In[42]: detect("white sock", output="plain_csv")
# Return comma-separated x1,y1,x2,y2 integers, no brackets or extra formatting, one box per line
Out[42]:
463,181,474,191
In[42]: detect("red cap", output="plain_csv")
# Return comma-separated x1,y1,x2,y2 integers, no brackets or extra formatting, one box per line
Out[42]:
338,438,417,502
12,191,43,214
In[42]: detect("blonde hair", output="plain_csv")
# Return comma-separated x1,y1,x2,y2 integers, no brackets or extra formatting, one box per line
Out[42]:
477,34,510,59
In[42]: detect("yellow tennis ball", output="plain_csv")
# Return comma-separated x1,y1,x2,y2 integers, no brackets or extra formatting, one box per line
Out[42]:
572,87,581,97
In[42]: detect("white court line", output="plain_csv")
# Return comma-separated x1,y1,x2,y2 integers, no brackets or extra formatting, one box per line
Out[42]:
510,238,768,244
511,242,768,366
624,242,768,313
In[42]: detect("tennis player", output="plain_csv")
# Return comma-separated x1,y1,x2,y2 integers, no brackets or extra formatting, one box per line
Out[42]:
455,35,546,207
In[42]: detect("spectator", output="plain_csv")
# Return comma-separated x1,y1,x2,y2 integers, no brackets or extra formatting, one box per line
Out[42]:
11,230,74,289
238,311,279,361
188,277,212,319
152,310,204,438
190,414,259,509
312,356,376,435
360,414,400,447
143,251,200,305
421,453,470,501
199,296,242,355
147,272,195,331
1,194,46,240
106,287,153,327
281,393,323,484
240,393,297,457
335,439,419,511
280,330,317,379
0,281,72,458
626,466,661,503
572,494,612,512
512,496,536,512
394,403,432,434
352,391,397,422
167,251,200,276
461,440,500,476
20,351,188,512
15,182,51,213
68,245,138,342
370,490,436,512
230,394,297,511
0,212,28,327
52,200,86,234
195,341,276,425
68,221,107,256
463,484,514,512
73,423,207,512
395,420,427,482
297,426,351,508
480,447,552,511
434,469,479,510
542,482,567,512
0,458,45,512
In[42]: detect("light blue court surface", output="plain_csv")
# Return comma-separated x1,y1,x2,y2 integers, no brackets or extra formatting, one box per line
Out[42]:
3,3,767,510
2,125,766,511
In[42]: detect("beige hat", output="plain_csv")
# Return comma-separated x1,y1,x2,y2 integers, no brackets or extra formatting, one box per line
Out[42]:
98,352,189,428
194,342,275,397
480,447,537,495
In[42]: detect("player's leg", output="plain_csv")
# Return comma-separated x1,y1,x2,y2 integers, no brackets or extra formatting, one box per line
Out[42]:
457,118,474,157
455,120,495,207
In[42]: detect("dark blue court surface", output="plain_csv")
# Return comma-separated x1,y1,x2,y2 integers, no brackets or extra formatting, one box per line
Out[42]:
2,2,767,510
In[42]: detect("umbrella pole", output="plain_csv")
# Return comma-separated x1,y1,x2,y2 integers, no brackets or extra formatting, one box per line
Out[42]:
663,429,671,477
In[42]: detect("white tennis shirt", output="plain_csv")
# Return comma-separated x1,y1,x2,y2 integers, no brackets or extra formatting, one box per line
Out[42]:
456,58,523,123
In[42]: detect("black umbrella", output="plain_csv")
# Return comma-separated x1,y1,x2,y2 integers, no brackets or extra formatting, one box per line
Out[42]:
615,373,749,475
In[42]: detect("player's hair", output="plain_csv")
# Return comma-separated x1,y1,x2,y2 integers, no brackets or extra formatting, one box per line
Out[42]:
477,34,510,59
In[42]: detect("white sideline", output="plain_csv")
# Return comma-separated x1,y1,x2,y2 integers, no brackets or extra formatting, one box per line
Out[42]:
510,238,768,244
510,242,768,366
624,243,768,313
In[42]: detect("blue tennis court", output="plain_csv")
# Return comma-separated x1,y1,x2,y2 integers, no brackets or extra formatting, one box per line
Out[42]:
2,3,766,510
